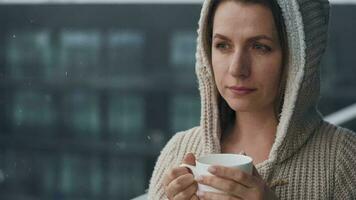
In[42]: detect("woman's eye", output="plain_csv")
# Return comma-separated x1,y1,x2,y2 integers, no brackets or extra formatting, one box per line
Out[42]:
253,43,272,53
215,42,230,50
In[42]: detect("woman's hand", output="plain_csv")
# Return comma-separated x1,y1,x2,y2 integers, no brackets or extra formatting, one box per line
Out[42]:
163,153,200,200
196,165,277,200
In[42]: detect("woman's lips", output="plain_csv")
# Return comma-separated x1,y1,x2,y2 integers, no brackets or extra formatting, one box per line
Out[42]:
228,86,257,95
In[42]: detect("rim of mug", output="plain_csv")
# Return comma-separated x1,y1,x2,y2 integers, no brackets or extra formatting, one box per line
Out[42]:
197,153,253,166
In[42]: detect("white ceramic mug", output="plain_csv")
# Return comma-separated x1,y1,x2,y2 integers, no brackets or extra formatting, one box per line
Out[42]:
180,153,253,193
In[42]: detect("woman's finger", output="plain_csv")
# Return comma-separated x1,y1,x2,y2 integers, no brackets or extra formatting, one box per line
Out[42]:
183,153,196,165
196,175,247,198
197,191,242,200
207,165,256,188
173,182,198,200
163,167,191,187
166,173,195,198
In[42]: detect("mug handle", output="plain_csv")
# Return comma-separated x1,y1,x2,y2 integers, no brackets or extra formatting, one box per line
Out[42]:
179,163,196,176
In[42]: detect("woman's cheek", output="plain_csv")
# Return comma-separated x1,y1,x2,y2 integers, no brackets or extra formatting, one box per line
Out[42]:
213,70,224,96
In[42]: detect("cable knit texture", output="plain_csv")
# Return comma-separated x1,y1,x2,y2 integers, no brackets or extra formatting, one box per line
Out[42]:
148,0,356,199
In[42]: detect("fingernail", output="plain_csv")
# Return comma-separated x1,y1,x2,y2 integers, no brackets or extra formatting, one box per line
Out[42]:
195,175,203,182
208,166,216,173
197,190,205,197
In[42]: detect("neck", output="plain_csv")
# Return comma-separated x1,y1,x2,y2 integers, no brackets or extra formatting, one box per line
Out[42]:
221,107,278,164
239,108,277,132
228,107,278,142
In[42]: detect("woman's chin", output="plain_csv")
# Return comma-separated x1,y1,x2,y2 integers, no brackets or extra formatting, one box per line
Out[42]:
227,102,255,112
227,100,275,114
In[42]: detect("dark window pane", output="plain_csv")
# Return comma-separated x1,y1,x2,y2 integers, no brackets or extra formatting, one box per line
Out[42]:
1,150,56,196
107,31,144,74
108,157,145,199
12,90,55,132
109,94,145,140
59,154,102,196
6,31,52,79
58,30,101,78
171,95,200,133
170,31,196,69
63,92,100,137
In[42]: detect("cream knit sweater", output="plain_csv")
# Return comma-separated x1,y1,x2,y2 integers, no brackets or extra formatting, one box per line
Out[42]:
148,0,356,199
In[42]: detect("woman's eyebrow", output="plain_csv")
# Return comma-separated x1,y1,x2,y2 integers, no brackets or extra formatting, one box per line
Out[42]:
213,33,231,41
248,35,274,42
213,33,274,42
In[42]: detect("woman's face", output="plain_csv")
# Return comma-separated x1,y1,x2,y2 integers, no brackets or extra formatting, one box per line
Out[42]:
212,1,283,113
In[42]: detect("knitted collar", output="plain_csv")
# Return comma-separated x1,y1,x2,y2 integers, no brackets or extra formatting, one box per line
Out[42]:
195,0,329,177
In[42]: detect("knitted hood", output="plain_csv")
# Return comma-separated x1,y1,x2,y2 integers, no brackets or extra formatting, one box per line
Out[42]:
195,0,330,176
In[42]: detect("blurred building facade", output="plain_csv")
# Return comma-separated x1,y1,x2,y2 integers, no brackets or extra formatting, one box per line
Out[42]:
0,3,355,200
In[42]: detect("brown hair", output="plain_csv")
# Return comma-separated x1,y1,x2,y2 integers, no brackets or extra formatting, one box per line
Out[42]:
206,0,289,137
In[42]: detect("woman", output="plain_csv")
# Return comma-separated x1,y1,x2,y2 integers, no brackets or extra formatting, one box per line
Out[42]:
148,0,356,199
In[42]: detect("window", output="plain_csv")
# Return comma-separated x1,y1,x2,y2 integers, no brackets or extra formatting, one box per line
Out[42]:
0,4,201,199
171,94,200,133
170,31,197,69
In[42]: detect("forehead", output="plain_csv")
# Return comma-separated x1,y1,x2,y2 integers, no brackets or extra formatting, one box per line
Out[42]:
212,1,277,38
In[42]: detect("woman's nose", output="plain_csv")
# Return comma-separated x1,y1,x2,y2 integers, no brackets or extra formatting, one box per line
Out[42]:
228,51,251,79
